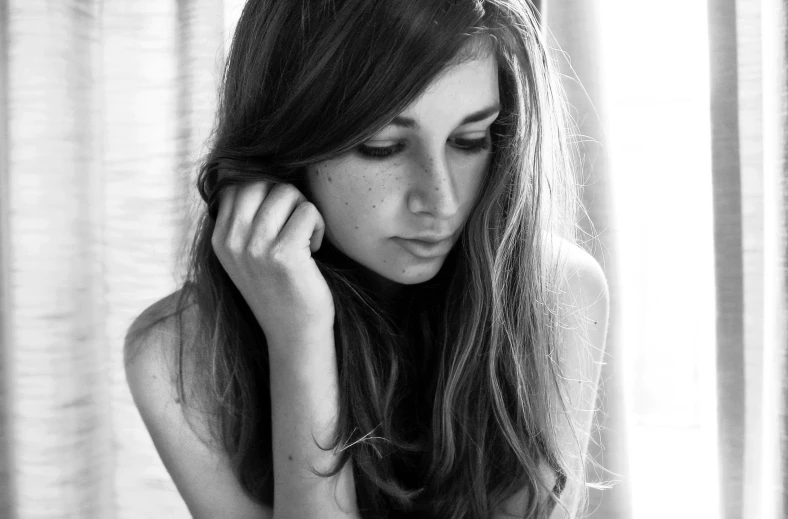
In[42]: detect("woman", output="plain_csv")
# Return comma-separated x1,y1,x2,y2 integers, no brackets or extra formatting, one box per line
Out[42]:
124,0,609,517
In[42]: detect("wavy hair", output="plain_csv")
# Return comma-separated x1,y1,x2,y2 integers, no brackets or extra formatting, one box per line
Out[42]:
133,0,591,517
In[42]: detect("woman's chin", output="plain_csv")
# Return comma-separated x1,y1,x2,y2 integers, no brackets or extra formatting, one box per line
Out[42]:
379,258,446,286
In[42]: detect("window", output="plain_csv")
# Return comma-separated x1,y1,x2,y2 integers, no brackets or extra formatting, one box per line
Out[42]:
599,2,720,518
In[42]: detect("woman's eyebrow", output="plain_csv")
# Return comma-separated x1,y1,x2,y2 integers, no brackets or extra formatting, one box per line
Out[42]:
389,103,502,129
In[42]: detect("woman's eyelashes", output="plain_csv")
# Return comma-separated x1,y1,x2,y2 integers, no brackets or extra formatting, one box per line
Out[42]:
357,141,406,159
451,136,491,151
356,135,491,160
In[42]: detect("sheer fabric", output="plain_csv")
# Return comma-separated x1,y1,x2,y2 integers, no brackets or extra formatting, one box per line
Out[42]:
1,0,784,517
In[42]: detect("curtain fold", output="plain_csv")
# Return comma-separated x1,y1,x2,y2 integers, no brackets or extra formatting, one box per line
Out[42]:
0,0,225,517
103,0,224,516
708,0,788,518
2,1,112,517
708,1,746,515
783,0,788,510
103,1,184,516
544,2,632,517
0,0,15,517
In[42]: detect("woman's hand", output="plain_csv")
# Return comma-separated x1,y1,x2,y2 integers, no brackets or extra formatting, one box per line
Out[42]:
211,180,335,359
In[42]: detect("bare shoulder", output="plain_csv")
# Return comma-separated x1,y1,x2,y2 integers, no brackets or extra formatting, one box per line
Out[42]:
544,234,609,306
543,235,609,366
123,288,273,518
551,237,609,514
124,288,194,368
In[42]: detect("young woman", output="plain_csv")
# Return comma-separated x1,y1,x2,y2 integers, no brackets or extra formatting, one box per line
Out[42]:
124,1,609,518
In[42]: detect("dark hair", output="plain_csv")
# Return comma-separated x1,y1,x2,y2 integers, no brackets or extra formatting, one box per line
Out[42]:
130,1,588,517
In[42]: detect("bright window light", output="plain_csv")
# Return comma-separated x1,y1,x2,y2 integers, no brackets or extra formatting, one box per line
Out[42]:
598,2,719,519
223,0,245,60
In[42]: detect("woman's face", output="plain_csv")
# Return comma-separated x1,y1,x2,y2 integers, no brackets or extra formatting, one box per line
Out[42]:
307,53,499,291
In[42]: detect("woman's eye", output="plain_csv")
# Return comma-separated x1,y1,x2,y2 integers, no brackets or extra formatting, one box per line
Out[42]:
451,136,492,153
356,136,490,159
357,142,406,159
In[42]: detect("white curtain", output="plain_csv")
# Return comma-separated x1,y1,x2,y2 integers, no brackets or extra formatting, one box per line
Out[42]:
1,0,223,516
708,0,787,518
3,0,784,518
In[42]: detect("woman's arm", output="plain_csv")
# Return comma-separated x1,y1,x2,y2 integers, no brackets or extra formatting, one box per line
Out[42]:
267,330,360,519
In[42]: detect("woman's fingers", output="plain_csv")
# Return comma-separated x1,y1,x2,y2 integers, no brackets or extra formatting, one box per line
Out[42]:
229,181,272,248
250,183,306,254
212,184,237,252
214,179,325,262
308,203,326,254
277,200,326,257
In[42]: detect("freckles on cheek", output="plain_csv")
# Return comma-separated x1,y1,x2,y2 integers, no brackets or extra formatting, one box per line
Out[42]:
368,162,403,210
329,168,373,239
321,162,401,245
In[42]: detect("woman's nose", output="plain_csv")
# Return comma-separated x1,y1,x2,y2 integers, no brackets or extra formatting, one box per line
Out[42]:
406,149,460,219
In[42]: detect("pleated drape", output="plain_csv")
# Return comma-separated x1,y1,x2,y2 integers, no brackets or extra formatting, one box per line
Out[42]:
2,2,111,517
544,3,633,517
0,0,225,517
708,0,788,518
105,1,224,516
0,1,14,517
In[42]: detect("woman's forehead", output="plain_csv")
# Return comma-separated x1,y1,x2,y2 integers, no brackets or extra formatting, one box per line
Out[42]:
392,53,500,129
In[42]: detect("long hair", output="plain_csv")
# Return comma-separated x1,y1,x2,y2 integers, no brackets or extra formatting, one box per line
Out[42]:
132,1,589,517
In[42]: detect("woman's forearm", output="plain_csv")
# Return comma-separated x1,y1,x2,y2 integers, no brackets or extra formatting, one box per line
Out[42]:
268,329,360,519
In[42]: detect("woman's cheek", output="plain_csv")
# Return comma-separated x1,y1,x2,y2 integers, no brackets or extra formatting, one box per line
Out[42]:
462,153,492,196
312,158,402,234
341,161,398,212
323,170,378,238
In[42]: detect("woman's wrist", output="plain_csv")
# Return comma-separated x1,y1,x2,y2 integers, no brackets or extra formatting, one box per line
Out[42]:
268,330,359,518
266,325,336,375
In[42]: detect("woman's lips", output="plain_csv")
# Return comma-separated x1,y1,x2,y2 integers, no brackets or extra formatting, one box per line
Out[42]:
392,237,453,258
